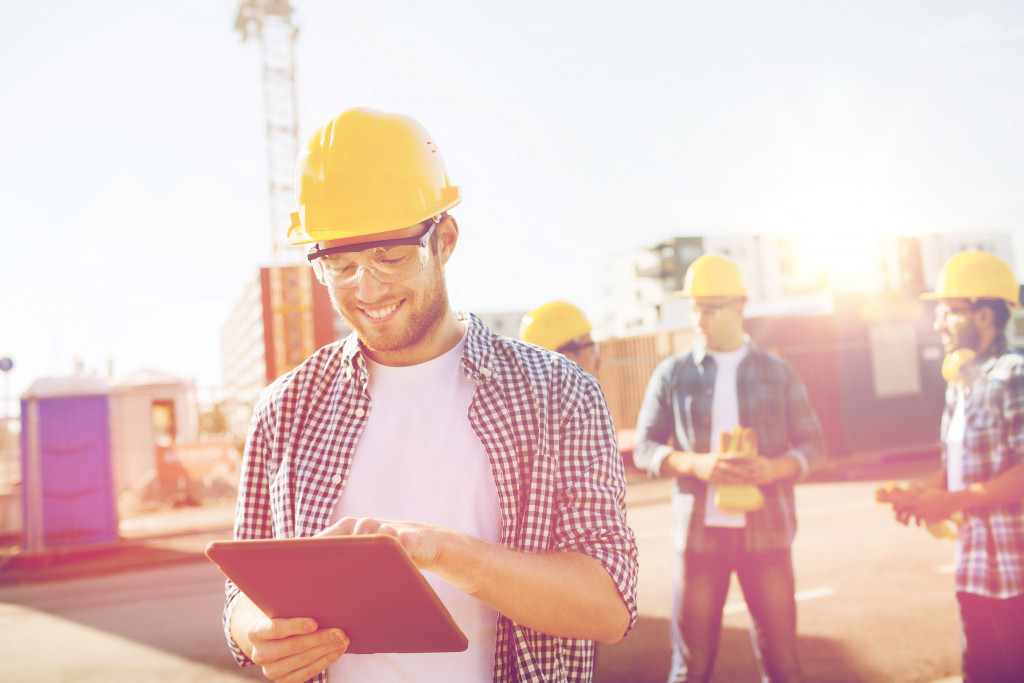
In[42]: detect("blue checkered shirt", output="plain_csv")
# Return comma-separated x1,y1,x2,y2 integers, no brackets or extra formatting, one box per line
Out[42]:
223,313,638,682
942,338,1024,598
633,340,826,551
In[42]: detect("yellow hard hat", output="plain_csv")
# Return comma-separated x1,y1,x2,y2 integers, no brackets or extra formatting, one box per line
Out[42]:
287,107,462,245
678,254,748,299
921,251,1020,308
520,302,593,352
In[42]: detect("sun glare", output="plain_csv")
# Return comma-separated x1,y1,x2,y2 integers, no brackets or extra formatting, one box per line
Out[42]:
757,161,911,293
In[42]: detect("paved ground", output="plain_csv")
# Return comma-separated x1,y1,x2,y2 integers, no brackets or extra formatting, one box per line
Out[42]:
0,453,965,682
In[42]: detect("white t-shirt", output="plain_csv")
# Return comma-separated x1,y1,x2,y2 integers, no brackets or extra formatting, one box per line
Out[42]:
704,344,750,528
327,333,501,682
945,387,967,493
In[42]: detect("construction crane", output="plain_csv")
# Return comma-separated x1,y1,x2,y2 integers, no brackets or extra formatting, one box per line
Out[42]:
230,0,320,399
235,0,300,263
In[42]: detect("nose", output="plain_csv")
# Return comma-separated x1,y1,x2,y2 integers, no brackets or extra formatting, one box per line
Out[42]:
353,266,389,301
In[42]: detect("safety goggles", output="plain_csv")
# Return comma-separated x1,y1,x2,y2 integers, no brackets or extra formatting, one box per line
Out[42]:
307,222,435,288
687,298,742,319
557,339,598,355
933,302,981,321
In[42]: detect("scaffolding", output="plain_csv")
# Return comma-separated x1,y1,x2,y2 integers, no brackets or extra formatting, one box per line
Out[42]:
236,0,301,263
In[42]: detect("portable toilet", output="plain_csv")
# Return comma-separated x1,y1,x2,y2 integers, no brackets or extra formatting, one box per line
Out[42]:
20,376,118,552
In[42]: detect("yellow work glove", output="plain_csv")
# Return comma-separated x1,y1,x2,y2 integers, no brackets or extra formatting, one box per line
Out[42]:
714,427,765,514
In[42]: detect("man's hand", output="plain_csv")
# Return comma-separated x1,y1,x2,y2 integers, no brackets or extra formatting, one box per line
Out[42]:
317,517,463,589
875,480,961,533
692,452,754,484
690,452,778,485
242,612,348,683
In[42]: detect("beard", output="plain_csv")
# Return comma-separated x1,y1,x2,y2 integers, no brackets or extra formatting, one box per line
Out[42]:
942,320,982,355
331,262,450,358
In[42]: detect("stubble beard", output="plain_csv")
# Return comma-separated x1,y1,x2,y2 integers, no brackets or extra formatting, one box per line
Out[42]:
332,265,450,357
944,320,981,355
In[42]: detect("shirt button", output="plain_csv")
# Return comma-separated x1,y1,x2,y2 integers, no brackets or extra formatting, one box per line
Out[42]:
331,474,342,485
355,407,365,418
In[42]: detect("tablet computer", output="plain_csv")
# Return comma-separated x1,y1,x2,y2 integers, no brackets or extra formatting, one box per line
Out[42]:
206,534,468,654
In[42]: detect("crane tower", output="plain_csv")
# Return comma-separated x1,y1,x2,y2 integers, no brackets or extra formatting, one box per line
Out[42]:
223,0,336,430
235,0,300,262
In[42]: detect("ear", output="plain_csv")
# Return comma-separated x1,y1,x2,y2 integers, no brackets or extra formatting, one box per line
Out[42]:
436,215,459,265
974,304,995,331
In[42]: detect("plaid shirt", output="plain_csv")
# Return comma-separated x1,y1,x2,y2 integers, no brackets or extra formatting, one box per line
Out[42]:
633,339,826,551
223,313,638,682
942,337,1024,598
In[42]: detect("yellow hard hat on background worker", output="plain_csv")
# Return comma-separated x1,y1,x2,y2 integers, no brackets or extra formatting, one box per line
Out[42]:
677,254,748,299
286,107,462,245
920,251,1020,308
520,302,593,352
520,302,601,376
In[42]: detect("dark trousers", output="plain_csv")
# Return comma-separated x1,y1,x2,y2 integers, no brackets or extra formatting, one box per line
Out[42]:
668,528,801,683
958,591,1024,683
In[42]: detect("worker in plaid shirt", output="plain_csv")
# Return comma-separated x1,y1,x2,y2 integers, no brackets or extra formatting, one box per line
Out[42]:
222,108,638,683
883,250,1024,683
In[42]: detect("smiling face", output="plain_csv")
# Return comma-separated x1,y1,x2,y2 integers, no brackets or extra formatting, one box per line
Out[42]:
932,299,983,356
320,216,463,366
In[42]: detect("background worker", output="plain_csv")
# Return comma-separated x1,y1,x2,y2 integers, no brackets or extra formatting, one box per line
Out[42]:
520,301,602,376
222,108,638,683
880,251,1024,683
633,254,826,683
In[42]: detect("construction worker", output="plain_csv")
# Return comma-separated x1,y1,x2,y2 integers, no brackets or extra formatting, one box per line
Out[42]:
221,107,637,683
878,251,1024,682
520,301,602,376
633,254,826,683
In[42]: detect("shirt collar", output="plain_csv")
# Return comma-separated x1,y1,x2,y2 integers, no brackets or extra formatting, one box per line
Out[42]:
336,311,496,384
694,334,753,366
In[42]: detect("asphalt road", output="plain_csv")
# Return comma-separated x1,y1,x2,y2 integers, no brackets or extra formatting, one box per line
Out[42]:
1,455,963,682
598,457,962,683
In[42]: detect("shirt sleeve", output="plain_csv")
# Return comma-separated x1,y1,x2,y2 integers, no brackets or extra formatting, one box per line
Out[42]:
551,368,640,637
782,361,827,477
633,356,680,477
1004,358,1024,463
222,393,277,667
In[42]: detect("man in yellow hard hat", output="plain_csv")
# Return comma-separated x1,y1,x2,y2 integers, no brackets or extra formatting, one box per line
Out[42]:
878,251,1024,682
221,108,637,683
633,253,826,683
520,301,601,377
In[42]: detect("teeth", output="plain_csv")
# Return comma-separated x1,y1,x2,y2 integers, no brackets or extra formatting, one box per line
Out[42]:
364,302,399,320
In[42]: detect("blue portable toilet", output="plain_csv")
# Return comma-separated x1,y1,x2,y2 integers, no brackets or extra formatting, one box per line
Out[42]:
20,376,119,552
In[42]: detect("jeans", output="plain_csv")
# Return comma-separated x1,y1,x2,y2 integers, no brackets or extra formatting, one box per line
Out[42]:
958,591,1024,683
668,528,801,683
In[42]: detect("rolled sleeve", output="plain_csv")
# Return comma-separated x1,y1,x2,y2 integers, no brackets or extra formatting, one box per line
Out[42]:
555,378,640,635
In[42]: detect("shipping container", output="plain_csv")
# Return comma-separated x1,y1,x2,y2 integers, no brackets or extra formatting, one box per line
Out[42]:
598,292,946,466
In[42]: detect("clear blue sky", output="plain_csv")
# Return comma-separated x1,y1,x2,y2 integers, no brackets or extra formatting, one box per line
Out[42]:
2,0,1023,406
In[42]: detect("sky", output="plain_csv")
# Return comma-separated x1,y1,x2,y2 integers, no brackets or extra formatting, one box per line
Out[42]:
1,0,1023,410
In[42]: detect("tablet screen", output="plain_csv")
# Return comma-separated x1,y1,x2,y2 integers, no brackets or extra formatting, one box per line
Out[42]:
206,535,468,654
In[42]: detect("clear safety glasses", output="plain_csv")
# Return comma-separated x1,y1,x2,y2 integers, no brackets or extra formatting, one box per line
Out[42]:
933,302,979,321
558,339,598,355
688,298,742,319
306,223,436,288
